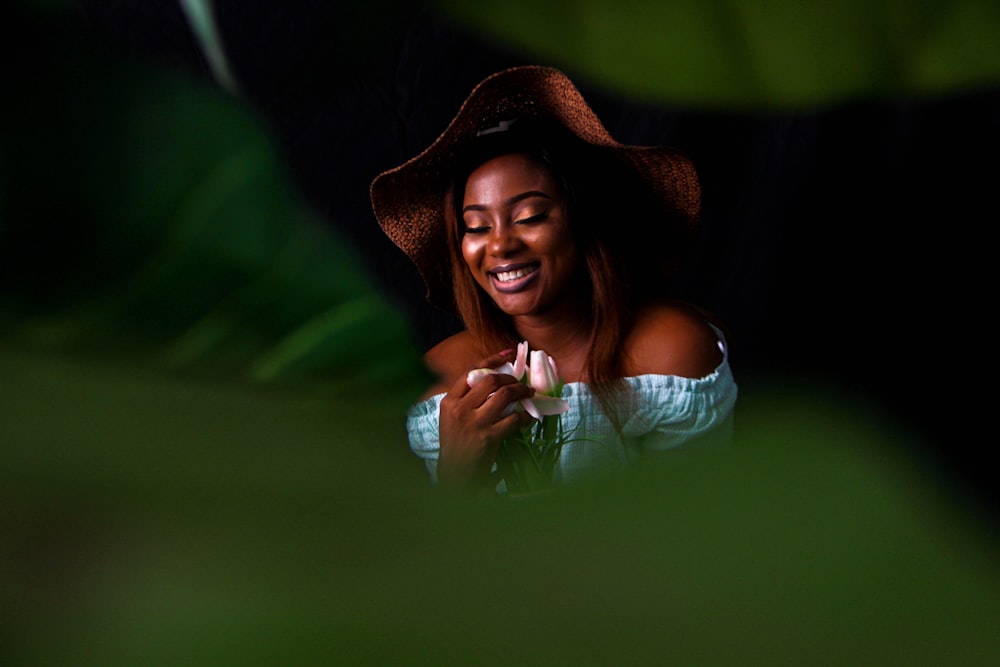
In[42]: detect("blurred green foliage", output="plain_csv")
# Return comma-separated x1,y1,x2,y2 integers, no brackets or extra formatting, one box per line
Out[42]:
2,2,998,665
0,7,426,394
435,0,1000,107
4,353,999,665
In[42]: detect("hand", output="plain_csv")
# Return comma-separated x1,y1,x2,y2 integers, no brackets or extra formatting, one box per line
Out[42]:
437,350,535,490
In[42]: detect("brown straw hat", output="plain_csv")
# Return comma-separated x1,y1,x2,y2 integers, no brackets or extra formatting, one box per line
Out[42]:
370,65,701,313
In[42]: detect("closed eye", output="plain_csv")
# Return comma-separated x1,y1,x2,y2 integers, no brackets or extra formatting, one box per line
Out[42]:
463,211,548,235
514,212,547,225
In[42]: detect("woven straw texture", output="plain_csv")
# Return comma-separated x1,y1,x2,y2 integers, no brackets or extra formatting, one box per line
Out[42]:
370,65,700,313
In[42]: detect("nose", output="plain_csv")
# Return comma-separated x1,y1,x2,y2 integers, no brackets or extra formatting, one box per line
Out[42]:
487,223,522,256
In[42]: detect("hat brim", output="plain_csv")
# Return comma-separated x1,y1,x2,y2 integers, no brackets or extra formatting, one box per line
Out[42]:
370,65,700,314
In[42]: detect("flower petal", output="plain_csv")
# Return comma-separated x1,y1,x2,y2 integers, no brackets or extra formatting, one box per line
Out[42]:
520,397,542,421
494,362,516,376
500,401,522,417
513,341,528,379
547,356,560,386
467,368,498,387
529,350,560,394
525,394,570,416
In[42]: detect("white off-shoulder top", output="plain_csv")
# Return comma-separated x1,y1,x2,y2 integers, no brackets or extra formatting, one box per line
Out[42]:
406,327,738,486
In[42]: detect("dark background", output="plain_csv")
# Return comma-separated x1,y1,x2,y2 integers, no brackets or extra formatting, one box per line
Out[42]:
77,1,998,513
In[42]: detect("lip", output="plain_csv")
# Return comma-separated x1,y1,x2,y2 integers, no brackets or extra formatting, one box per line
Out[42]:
488,262,540,293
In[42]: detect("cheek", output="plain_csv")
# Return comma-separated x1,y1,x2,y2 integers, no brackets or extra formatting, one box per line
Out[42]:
461,236,483,269
536,226,576,266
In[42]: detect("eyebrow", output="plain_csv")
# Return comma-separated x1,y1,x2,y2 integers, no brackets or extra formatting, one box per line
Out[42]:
462,190,552,214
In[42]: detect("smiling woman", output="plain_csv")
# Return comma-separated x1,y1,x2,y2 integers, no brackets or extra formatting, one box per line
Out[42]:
458,153,579,322
370,66,738,493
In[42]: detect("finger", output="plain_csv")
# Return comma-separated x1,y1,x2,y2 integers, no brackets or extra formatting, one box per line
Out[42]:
477,381,535,420
473,373,535,407
446,371,475,399
443,374,520,424
489,409,535,441
449,349,516,399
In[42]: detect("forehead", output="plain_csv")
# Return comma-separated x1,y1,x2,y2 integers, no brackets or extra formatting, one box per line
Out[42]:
463,153,561,203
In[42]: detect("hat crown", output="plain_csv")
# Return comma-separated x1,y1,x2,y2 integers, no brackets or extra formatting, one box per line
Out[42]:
370,65,700,313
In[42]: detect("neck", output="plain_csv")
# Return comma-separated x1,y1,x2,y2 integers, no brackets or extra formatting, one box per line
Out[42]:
511,302,592,383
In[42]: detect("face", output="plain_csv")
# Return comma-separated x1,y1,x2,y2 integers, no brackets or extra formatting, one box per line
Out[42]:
460,153,578,318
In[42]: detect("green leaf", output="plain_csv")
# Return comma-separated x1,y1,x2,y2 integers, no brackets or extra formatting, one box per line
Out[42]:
4,7,999,665
433,0,1000,107
1,8,426,395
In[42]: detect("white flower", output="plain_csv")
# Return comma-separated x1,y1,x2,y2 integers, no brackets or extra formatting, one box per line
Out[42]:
466,341,569,421
528,349,560,396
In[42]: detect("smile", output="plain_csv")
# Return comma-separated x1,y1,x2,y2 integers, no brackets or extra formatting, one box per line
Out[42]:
489,263,539,292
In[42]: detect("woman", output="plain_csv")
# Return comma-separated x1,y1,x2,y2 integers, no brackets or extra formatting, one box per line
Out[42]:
370,66,737,492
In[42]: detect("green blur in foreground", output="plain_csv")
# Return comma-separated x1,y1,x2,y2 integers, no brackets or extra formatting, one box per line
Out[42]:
0,8,426,394
435,0,1000,107
2,4,998,664
2,348,999,665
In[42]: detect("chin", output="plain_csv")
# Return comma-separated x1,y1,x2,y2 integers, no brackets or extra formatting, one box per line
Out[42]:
495,296,555,319
491,298,533,317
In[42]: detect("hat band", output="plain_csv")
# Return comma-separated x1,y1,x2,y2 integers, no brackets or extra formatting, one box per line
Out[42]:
476,118,518,136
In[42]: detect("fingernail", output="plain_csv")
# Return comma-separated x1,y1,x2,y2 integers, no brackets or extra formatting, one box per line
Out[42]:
499,349,513,356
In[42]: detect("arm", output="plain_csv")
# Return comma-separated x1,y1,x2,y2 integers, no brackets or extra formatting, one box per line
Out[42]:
436,352,535,491
419,339,535,492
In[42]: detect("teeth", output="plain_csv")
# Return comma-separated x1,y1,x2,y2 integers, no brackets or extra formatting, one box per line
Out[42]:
494,267,535,283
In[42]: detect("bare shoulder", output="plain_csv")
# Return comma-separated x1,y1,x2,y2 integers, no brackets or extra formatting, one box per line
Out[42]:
420,330,482,400
623,300,725,379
